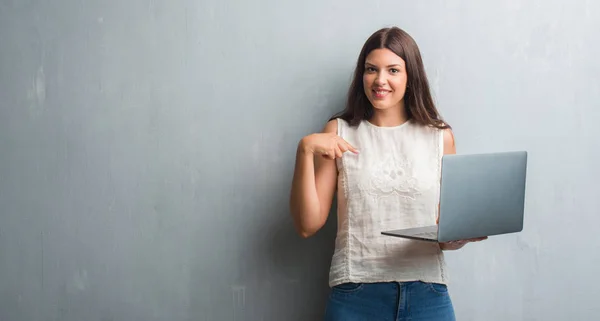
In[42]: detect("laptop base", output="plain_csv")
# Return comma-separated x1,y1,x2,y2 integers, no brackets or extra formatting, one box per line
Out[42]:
381,225,439,242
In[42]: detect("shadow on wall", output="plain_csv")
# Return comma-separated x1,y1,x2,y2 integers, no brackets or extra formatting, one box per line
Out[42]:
187,196,338,321
265,208,337,320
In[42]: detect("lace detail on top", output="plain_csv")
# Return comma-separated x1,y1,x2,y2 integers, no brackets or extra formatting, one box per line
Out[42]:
360,152,434,201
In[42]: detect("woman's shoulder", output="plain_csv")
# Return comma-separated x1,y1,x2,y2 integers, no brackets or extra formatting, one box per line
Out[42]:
323,118,338,134
441,127,456,154
323,117,355,135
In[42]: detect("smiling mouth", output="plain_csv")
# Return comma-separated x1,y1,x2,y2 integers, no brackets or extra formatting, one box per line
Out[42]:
373,89,390,98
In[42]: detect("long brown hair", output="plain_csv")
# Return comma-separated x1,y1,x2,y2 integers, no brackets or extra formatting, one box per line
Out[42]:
331,26,450,129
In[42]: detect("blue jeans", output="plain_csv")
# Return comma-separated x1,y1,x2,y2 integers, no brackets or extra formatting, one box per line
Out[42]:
323,281,456,321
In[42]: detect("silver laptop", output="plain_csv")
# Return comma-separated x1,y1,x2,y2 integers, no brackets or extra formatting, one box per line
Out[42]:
381,151,528,242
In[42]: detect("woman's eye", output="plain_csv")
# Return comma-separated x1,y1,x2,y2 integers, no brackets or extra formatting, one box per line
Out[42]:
390,68,399,73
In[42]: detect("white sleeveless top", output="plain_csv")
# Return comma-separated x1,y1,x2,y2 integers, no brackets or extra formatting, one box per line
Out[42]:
329,118,448,287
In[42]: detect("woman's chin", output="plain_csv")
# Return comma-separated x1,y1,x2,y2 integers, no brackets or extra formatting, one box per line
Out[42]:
371,103,394,111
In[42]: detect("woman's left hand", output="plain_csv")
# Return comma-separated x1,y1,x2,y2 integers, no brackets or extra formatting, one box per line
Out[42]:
439,237,487,250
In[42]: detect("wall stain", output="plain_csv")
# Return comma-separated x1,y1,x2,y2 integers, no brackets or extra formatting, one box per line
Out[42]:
27,65,46,116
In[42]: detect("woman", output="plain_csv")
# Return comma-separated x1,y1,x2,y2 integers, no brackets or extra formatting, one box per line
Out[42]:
289,26,486,320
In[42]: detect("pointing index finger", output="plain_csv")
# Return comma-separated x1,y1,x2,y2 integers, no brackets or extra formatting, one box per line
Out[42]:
344,141,359,154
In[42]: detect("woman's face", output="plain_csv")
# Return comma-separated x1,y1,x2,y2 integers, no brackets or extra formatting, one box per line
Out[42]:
362,48,408,112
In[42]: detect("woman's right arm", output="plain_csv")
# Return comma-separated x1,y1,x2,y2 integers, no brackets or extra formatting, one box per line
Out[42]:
289,119,358,238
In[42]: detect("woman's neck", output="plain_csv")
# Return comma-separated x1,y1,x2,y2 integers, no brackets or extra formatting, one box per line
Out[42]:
368,105,408,127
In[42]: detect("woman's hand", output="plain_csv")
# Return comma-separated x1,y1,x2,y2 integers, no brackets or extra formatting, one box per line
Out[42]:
299,133,359,159
439,237,487,250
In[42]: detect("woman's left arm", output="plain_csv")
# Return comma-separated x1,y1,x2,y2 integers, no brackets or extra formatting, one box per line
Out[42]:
438,128,487,251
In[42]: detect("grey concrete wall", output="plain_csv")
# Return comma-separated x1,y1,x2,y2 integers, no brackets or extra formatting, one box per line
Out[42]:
1,0,598,320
